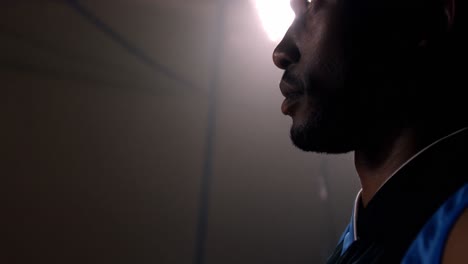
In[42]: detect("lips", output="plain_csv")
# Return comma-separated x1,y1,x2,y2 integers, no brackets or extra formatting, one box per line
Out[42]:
279,80,303,115
279,80,303,98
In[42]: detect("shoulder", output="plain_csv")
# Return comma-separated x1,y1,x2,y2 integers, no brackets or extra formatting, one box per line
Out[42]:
401,184,468,264
442,209,468,264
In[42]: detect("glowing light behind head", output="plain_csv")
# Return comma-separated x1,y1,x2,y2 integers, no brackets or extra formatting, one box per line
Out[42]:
253,0,295,42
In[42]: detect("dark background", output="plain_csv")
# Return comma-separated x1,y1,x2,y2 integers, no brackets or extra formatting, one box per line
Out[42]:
1,1,359,263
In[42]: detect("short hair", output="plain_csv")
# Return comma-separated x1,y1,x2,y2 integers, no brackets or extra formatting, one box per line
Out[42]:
396,0,467,126
349,0,468,126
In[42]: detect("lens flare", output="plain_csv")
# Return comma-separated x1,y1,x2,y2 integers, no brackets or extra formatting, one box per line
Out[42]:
253,0,295,42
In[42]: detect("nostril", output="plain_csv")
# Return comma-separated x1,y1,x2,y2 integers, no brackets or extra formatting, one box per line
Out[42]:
273,51,291,69
272,47,300,69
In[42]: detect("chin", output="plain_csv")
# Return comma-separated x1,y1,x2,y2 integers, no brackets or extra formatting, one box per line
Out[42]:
290,129,354,154
289,114,356,154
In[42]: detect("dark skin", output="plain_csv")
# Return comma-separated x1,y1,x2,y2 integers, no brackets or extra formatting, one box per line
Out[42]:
273,0,466,262
273,0,457,206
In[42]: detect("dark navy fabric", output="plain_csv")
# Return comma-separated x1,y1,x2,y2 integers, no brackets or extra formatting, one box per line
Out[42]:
401,183,468,264
327,128,468,263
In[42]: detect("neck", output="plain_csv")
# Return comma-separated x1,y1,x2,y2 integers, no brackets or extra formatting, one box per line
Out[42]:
355,127,418,207
354,123,466,207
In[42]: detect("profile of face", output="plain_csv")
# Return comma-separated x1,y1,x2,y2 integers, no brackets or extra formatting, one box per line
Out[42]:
273,0,441,153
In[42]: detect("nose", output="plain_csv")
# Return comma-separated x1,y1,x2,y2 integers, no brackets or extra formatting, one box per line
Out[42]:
272,31,300,70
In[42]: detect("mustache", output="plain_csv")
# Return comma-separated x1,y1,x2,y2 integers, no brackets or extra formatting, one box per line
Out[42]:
281,70,304,90
281,60,343,94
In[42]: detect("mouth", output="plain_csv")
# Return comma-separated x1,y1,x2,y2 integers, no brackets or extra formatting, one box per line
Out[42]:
280,80,304,115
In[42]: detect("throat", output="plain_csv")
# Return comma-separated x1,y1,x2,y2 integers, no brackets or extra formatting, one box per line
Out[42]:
354,127,419,207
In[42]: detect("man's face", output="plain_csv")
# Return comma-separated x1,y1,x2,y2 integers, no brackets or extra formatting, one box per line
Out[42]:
273,0,418,153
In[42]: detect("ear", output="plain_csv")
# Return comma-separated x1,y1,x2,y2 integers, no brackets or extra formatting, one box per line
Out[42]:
445,0,456,30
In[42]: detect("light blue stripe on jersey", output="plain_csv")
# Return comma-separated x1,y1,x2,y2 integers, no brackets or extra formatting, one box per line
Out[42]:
402,183,468,264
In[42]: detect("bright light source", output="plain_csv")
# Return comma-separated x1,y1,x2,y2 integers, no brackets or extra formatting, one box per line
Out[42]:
253,0,295,42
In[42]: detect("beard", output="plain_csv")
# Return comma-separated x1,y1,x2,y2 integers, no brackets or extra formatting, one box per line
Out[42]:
288,78,395,154
285,43,412,154
290,120,357,154
289,80,413,154
289,98,358,154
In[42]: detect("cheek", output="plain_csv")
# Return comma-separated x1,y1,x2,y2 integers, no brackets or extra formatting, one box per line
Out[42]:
302,42,346,97
289,96,314,126
296,94,324,123
297,95,312,114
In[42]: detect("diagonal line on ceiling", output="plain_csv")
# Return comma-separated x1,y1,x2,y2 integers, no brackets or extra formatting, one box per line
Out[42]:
65,0,200,91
